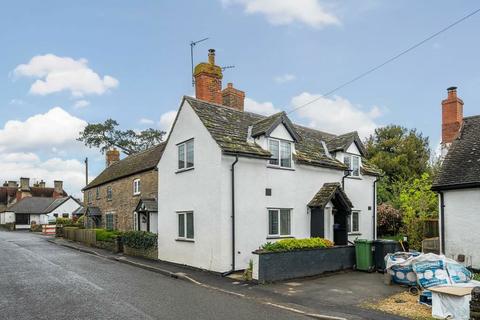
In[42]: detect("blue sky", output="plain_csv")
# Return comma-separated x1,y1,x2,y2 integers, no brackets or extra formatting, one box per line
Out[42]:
1,0,480,196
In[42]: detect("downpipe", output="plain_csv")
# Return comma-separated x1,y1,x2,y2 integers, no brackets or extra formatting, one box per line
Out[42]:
373,178,378,240
223,154,239,277
439,191,445,254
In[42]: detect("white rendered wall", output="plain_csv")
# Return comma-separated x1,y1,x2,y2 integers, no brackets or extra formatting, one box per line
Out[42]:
443,188,480,269
47,198,82,221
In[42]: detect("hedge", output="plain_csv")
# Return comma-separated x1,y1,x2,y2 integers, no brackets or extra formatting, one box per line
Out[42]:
122,231,157,250
260,238,334,252
95,229,122,242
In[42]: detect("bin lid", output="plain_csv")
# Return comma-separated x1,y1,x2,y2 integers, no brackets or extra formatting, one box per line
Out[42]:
355,239,373,244
374,239,398,243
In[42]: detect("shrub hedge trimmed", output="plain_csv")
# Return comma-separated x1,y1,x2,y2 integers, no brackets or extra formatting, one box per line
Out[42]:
122,231,157,250
95,229,122,242
260,238,334,252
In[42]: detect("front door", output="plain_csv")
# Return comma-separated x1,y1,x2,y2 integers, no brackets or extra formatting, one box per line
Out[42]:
310,207,324,238
333,210,348,245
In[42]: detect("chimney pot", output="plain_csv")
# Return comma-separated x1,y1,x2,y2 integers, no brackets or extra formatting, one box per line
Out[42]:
20,177,30,191
208,49,215,65
53,180,63,198
194,49,223,104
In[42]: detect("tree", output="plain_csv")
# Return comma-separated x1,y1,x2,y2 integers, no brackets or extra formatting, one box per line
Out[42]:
398,173,438,250
377,203,403,237
78,119,166,155
365,125,431,204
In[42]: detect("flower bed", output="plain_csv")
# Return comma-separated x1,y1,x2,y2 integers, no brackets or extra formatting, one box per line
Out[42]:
253,238,354,283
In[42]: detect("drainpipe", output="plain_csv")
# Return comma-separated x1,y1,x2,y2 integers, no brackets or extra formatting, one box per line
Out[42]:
439,191,445,254
222,154,239,277
341,169,353,189
373,178,378,240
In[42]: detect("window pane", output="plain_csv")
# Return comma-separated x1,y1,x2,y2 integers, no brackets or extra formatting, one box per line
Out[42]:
268,140,279,165
186,141,194,168
280,209,291,235
344,155,351,175
352,212,359,232
352,156,360,176
178,214,185,237
186,212,194,239
280,141,291,168
178,144,185,169
106,214,113,230
268,210,278,235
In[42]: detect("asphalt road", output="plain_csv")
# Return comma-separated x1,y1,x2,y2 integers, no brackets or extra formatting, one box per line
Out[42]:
0,231,308,320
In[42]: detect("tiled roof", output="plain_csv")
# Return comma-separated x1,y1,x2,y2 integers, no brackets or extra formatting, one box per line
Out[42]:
135,198,158,212
8,197,56,214
185,96,379,173
0,187,67,207
86,206,102,216
326,131,366,156
308,182,353,208
433,115,480,189
84,142,166,190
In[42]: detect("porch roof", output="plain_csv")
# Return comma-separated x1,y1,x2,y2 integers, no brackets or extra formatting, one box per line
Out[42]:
308,182,353,209
135,198,157,212
86,206,102,216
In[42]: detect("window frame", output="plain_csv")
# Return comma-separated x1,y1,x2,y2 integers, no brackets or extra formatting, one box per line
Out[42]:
106,186,112,201
133,179,141,195
268,138,293,169
177,139,194,171
87,191,92,204
267,208,292,237
344,154,361,177
347,210,360,234
177,211,194,241
105,212,114,231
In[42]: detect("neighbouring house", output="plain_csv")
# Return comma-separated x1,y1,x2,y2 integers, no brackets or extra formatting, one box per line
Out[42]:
156,49,381,273
82,145,165,232
0,196,82,229
432,87,480,269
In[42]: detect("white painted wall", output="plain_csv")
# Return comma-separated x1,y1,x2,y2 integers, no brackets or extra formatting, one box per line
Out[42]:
46,198,82,221
442,188,480,269
149,212,158,233
0,212,15,224
157,104,377,272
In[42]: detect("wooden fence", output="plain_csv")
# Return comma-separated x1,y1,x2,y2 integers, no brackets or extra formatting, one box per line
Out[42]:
63,228,96,246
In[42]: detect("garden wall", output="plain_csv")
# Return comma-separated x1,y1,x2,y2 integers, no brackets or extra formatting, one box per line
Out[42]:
124,245,157,260
252,245,355,283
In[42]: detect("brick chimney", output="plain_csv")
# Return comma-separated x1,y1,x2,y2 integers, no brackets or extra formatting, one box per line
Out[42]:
53,180,63,198
441,86,464,156
20,177,30,191
222,83,245,111
39,180,45,188
8,181,18,188
106,148,120,167
194,49,223,104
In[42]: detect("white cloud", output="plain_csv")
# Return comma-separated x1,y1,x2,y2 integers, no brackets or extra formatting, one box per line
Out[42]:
139,118,155,125
14,54,119,97
73,100,90,109
0,152,85,197
0,107,87,153
222,0,339,28
9,99,24,105
274,73,296,84
292,92,383,138
158,110,177,134
244,97,281,116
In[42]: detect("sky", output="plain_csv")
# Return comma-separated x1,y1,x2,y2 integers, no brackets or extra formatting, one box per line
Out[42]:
1,0,480,197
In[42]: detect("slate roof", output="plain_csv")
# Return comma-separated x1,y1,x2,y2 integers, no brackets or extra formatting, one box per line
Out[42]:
432,115,480,190
184,96,379,174
72,206,86,216
86,207,102,216
135,198,158,212
308,182,353,208
84,142,166,190
326,132,366,156
7,197,56,214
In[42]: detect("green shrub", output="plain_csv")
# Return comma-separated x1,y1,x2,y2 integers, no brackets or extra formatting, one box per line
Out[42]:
474,274,480,281
95,229,122,242
77,215,85,225
122,231,157,250
260,237,334,252
55,217,73,226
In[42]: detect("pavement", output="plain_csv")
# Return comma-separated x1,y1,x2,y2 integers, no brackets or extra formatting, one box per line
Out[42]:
0,230,408,320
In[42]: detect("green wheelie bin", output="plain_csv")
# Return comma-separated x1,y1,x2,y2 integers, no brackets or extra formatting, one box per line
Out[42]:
354,239,374,272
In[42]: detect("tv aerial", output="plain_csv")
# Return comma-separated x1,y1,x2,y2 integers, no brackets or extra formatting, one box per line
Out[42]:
190,37,209,87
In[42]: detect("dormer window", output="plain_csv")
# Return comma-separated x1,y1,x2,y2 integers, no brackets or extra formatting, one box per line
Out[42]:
268,138,292,168
344,154,360,177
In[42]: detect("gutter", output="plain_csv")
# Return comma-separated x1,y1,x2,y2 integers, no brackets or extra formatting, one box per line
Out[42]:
223,154,239,277
439,191,445,254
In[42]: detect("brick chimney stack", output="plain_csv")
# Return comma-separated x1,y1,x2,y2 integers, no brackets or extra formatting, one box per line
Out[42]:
222,83,245,111
194,49,223,104
106,148,120,167
39,180,46,188
441,86,464,156
53,180,63,198
20,177,30,191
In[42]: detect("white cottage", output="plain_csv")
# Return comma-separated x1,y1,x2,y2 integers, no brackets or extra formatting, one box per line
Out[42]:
432,87,480,269
156,50,380,273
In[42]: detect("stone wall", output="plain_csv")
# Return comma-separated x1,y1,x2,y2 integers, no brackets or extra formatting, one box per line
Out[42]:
84,169,157,231
253,246,355,283
124,245,158,260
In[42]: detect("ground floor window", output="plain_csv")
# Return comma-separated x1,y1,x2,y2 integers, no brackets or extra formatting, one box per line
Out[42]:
178,211,194,240
268,208,291,236
347,211,360,233
105,213,114,230
62,213,69,218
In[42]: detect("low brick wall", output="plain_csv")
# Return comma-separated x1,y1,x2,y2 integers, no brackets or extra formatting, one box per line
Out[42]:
253,245,355,283
124,245,158,260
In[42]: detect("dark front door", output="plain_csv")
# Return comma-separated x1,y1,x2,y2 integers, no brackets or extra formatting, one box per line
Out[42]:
310,207,324,238
333,210,348,245
15,214,29,225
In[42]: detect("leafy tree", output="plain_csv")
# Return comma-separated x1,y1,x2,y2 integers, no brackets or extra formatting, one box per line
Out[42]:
377,203,402,236
398,173,438,250
78,119,166,155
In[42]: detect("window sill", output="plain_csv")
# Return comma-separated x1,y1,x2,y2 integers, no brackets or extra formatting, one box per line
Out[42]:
266,236,294,240
348,232,361,236
266,165,295,171
175,238,195,243
133,193,141,197
175,167,194,174
345,176,362,180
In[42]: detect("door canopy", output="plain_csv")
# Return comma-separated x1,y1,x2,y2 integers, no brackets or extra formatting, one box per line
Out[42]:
308,182,353,212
